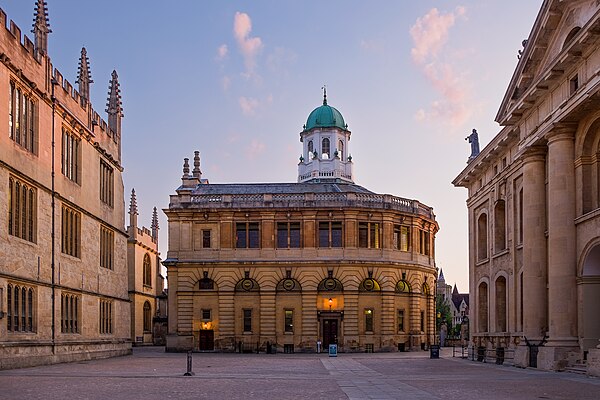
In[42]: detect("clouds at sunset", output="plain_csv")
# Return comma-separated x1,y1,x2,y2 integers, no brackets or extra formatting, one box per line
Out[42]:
234,12,263,78
410,6,471,128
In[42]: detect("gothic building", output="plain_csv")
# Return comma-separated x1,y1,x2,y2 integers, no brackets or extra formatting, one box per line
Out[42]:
0,1,130,368
453,0,600,375
164,93,439,353
126,190,166,346
436,270,469,329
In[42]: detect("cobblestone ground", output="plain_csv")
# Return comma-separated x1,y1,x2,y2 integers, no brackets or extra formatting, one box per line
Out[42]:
1,347,599,400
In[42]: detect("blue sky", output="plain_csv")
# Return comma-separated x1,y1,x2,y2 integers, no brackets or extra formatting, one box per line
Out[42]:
3,1,543,290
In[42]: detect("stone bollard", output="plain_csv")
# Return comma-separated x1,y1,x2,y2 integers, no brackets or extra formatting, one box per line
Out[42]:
184,350,195,376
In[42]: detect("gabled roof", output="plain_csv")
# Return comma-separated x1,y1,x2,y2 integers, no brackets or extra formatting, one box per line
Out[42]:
496,0,600,125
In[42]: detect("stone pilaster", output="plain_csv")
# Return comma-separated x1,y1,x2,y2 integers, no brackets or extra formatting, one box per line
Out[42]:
515,147,548,367
537,129,579,370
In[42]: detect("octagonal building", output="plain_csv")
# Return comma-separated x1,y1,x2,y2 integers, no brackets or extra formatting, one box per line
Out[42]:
164,94,439,353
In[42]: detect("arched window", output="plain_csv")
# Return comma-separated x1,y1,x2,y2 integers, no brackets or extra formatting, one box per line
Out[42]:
308,140,314,157
322,138,330,158
358,277,381,292
198,271,215,290
477,213,488,261
495,276,507,332
143,301,151,332
422,283,430,295
395,280,411,293
276,271,302,292
478,282,489,332
235,272,260,292
494,200,506,252
317,270,343,291
563,26,581,49
143,253,151,287
338,140,344,160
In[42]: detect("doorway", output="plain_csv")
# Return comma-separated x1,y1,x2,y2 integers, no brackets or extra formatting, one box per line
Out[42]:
198,330,214,351
322,319,338,348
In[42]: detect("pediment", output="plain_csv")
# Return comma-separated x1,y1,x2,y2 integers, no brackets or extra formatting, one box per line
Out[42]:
496,0,600,125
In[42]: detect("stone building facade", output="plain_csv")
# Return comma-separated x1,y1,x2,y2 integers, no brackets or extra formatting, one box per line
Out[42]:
165,94,439,353
127,190,166,346
0,1,130,368
453,0,600,374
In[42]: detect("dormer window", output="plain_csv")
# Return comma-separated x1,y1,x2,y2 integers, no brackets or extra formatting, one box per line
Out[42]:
322,138,330,158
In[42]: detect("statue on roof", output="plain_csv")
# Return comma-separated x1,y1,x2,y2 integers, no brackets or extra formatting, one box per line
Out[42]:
465,129,480,162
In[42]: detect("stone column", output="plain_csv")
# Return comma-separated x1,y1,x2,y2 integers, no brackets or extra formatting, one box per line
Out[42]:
514,147,547,367
538,129,578,370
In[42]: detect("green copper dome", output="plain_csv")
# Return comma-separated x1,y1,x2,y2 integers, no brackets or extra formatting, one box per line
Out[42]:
305,92,347,131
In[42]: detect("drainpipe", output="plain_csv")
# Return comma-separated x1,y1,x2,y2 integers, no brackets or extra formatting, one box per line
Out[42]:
50,78,58,351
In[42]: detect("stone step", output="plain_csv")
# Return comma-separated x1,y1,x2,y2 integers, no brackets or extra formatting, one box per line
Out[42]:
564,365,587,375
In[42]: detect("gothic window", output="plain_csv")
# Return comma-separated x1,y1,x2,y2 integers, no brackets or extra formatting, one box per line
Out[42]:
236,222,260,248
477,213,488,261
143,253,152,287
359,222,381,248
61,292,80,334
99,159,114,207
61,205,81,258
322,138,330,158
393,225,410,251
318,221,343,248
6,284,35,332
62,128,81,184
9,81,37,154
8,176,37,243
494,200,506,252
143,301,152,332
99,299,113,334
277,222,301,248
100,225,114,270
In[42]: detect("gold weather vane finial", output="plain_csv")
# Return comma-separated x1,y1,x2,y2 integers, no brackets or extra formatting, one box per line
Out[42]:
322,84,327,105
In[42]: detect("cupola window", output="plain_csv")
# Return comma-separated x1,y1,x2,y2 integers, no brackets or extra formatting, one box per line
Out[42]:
322,138,330,159
338,140,344,160
308,140,314,159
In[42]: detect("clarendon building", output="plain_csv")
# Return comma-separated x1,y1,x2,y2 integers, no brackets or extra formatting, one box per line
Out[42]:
0,1,131,368
453,0,600,375
165,93,439,353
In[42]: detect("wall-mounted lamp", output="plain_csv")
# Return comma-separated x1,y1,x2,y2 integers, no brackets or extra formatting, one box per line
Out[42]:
328,297,333,311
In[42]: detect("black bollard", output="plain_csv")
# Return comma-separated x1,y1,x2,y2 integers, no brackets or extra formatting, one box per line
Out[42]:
184,350,195,376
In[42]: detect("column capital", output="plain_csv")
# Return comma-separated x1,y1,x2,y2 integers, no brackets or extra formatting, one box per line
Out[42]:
518,145,547,164
545,123,577,143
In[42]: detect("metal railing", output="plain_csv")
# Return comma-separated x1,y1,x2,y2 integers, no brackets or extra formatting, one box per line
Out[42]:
453,346,515,365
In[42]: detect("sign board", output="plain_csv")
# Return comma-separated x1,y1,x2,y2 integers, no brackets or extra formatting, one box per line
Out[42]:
329,344,337,357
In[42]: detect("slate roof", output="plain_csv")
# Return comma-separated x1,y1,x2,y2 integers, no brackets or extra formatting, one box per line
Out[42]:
191,181,376,195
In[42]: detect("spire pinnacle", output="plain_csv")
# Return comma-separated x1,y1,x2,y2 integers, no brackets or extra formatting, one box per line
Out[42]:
32,0,51,56
106,70,123,118
76,47,93,103
439,268,445,282
151,207,159,241
322,85,327,105
129,188,138,215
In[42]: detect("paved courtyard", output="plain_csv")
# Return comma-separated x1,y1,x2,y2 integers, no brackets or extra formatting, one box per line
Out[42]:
1,347,599,400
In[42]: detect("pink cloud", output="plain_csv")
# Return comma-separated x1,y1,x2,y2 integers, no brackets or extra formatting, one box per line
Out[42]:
245,139,266,160
216,44,228,60
410,6,470,128
239,96,260,116
234,12,263,77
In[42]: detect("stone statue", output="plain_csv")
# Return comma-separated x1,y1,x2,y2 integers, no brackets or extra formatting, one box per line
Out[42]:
465,129,480,162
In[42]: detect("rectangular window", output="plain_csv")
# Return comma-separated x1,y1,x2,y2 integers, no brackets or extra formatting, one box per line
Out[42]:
202,309,211,320
243,309,252,332
100,225,114,269
6,284,35,332
570,74,579,95
236,222,260,248
8,176,37,243
420,311,425,332
61,292,81,334
61,205,81,258
418,230,430,255
61,128,81,184
277,222,301,248
359,222,380,248
202,230,211,248
397,309,405,332
8,81,37,154
99,159,114,207
319,221,343,248
284,310,294,333
99,299,113,334
365,309,374,332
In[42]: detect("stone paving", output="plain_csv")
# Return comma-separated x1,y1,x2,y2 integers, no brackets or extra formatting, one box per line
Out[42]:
1,347,599,399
